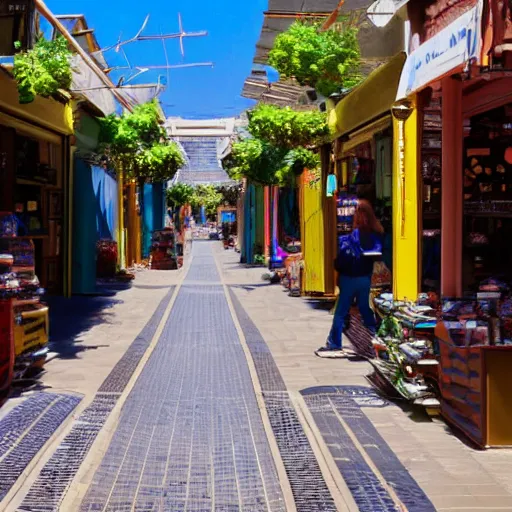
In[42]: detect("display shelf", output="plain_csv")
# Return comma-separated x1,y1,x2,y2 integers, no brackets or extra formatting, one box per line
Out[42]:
464,212,512,218
16,178,45,187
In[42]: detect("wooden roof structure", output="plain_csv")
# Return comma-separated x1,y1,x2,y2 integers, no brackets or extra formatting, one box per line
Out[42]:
242,0,394,106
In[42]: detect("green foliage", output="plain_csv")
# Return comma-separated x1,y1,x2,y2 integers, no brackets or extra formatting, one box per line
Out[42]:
248,104,330,148
190,185,223,217
136,143,185,182
98,100,183,183
123,99,166,145
226,138,320,187
166,183,195,208
227,138,288,186
268,20,363,97
276,147,320,186
254,254,266,266
217,184,241,207
13,36,72,104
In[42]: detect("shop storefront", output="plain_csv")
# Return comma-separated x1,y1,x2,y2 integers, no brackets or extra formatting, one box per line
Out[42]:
328,51,405,293
0,70,73,296
366,0,512,447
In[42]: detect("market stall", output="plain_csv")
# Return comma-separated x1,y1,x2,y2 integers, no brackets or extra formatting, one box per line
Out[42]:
0,212,48,403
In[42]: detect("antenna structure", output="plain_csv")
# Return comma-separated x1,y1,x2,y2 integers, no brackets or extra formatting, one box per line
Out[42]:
73,13,213,94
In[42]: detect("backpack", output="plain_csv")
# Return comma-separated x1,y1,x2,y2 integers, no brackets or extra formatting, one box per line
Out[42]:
334,230,363,274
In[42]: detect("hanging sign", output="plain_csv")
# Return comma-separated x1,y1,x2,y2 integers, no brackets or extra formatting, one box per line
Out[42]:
396,3,482,100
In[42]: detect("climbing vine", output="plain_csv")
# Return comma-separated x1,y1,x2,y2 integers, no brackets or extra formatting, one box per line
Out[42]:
13,37,73,104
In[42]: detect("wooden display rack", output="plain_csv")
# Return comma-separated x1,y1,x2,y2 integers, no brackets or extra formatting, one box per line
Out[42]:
436,320,512,448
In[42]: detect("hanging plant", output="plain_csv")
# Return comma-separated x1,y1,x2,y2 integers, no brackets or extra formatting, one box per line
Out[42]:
226,138,288,186
268,20,363,98
276,147,320,186
248,104,330,148
13,36,73,104
98,99,184,183
225,138,320,188
135,142,186,183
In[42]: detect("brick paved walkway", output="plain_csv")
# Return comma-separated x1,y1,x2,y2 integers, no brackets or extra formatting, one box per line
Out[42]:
78,242,286,511
220,246,512,512
4,241,512,511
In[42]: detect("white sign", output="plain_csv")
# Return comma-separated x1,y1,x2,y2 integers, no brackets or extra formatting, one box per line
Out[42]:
396,3,482,100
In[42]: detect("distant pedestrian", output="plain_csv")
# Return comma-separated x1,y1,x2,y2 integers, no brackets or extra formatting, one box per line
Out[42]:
316,200,383,357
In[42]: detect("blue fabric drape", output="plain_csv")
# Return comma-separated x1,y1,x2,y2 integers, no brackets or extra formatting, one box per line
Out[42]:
242,184,255,264
91,165,117,239
142,183,166,258
72,159,118,294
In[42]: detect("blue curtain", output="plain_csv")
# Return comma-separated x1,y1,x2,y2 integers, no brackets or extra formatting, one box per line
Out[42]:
142,183,166,258
72,159,118,294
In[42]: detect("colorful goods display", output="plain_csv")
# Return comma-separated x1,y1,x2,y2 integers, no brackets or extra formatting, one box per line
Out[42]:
96,239,118,278
365,276,512,447
336,196,357,239
0,212,48,403
368,293,439,403
150,228,179,270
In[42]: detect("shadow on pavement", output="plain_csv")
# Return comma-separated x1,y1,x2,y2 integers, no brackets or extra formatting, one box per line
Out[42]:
43,293,122,360
303,298,336,312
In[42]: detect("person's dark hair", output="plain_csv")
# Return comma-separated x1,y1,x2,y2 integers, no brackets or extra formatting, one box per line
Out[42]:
353,199,384,234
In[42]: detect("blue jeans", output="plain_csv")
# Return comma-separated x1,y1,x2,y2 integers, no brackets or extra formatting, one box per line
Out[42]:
327,275,376,349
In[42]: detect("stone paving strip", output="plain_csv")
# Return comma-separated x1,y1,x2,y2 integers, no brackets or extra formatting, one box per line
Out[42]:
229,282,437,512
0,393,82,502
228,288,337,512
14,287,176,512
74,243,285,511
301,386,436,512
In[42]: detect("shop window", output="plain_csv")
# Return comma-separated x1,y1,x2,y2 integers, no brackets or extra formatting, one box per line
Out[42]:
0,0,35,55
463,104,512,293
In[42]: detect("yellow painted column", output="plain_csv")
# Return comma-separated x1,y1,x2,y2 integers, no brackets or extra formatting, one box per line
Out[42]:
392,97,420,301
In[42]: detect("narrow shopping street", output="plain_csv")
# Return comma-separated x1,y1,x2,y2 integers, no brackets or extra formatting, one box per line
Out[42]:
0,241,511,511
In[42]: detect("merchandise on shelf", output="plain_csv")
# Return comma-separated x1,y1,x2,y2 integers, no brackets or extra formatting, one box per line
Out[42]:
0,212,48,400
0,212,17,238
369,292,439,402
96,240,118,278
336,196,358,238
150,228,179,270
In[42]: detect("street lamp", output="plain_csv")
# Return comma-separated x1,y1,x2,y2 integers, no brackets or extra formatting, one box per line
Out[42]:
391,100,414,237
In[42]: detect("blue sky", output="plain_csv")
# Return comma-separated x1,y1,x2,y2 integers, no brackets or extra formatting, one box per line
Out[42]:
47,0,268,119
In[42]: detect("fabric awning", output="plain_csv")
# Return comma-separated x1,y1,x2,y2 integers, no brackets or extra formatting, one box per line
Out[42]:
328,52,406,139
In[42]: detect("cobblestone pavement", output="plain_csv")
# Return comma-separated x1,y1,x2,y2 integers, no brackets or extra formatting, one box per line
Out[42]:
75,242,285,511
219,246,512,512
4,242,512,511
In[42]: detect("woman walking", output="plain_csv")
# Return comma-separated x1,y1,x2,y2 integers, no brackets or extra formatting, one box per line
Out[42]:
316,200,384,357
